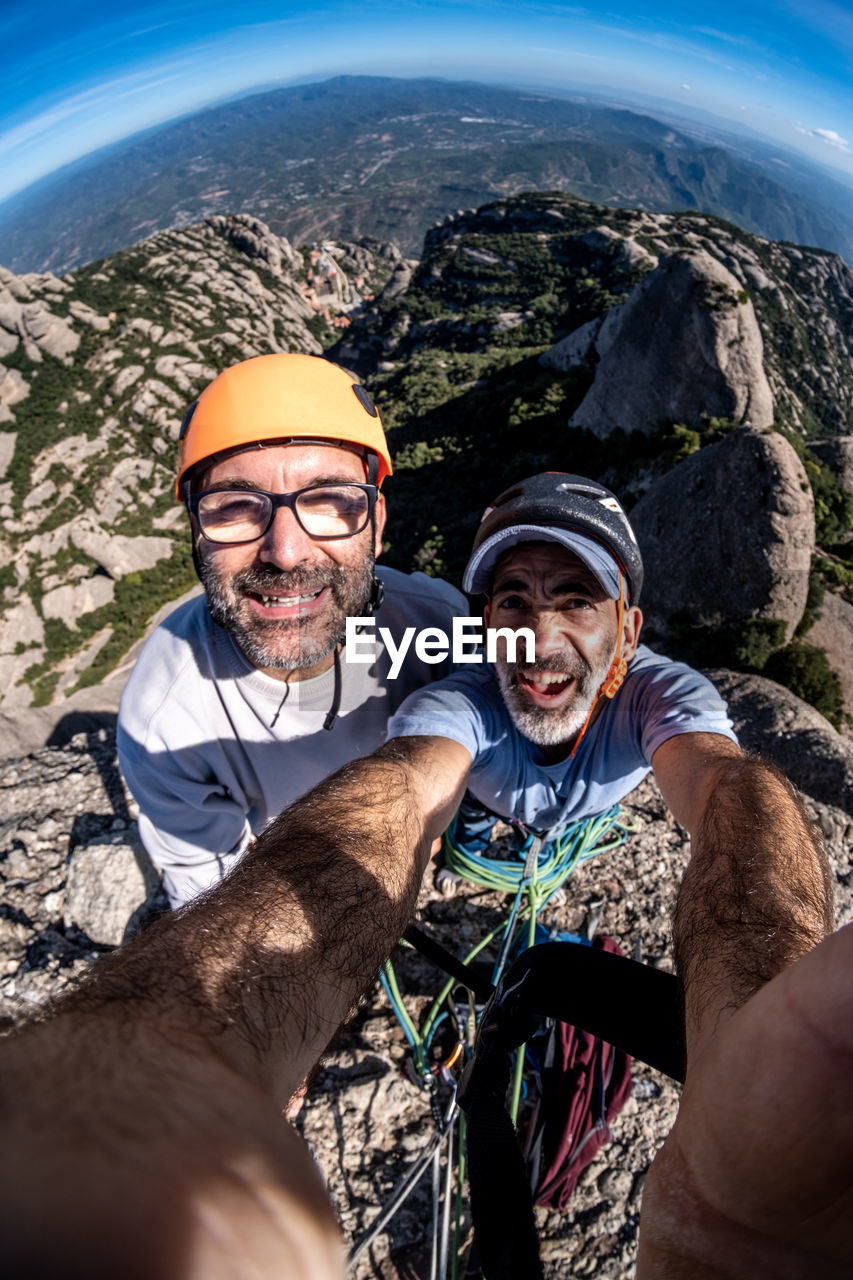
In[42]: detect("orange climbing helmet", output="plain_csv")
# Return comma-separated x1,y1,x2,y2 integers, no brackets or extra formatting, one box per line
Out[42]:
175,353,392,498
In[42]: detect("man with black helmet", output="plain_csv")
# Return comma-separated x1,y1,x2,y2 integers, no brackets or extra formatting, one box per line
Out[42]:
389,472,734,858
117,353,464,908
381,471,831,1062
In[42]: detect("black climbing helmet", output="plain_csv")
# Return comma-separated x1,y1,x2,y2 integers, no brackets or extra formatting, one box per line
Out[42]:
463,472,643,603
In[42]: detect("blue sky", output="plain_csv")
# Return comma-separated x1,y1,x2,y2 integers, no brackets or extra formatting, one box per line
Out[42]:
2,0,852,203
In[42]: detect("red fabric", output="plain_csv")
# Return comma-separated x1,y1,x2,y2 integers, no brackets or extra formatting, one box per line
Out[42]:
530,935,634,1209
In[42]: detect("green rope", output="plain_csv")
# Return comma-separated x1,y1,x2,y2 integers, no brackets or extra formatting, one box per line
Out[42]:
378,805,638,1258
452,1109,467,1280
443,805,635,1124
420,919,510,1049
381,957,429,1075
444,805,635,902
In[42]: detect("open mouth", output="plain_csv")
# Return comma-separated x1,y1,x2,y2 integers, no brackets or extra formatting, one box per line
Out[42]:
517,669,576,706
245,586,329,617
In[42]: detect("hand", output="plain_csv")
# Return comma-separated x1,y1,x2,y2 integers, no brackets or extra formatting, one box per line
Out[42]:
637,923,853,1278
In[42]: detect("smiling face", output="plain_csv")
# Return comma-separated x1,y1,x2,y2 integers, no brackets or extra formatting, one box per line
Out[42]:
195,443,385,682
485,541,641,757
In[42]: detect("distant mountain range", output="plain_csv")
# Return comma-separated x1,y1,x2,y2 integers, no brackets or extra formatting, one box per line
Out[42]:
1,76,852,274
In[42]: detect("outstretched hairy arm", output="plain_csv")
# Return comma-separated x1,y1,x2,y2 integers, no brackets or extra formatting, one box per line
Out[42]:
0,735,471,1280
651,734,833,1060
638,733,838,1278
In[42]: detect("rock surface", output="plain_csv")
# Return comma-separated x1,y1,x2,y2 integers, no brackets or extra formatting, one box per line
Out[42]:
808,435,853,494
41,575,116,623
0,585,202,759
63,831,162,946
631,427,814,644
707,667,853,816
0,266,79,364
69,520,174,580
805,591,853,716
570,249,775,438
0,429,15,475
539,317,602,372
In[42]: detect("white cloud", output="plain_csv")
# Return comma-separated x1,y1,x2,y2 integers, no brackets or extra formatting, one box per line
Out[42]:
591,23,752,73
813,127,850,151
791,122,851,152
681,84,691,90
0,61,190,159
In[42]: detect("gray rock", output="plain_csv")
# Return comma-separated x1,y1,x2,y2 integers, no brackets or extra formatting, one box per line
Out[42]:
707,667,853,814
808,436,853,494
0,597,44,654
0,586,202,756
152,354,218,394
377,261,413,302
539,318,601,371
616,238,657,271
20,299,80,362
0,430,15,478
92,457,160,523
22,478,56,510
0,366,29,409
207,213,294,274
113,364,145,395
41,576,116,626
802,591,853,717
492,311,527,332
631,427,814,644
69,519,174,579
30,433,104,487
581,226,621,251
67,299,111,331
460,246,502,266
571,249,774,437
63,832,162,946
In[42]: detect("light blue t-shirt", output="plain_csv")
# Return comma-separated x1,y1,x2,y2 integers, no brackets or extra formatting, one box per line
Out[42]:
387,644,736,836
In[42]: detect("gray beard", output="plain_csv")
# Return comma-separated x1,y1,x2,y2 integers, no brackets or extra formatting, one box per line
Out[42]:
200,553,376,672
495,647,616,748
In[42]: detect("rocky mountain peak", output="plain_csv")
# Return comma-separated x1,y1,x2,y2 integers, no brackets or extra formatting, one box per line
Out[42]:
568,248,774,437
631,426,814,643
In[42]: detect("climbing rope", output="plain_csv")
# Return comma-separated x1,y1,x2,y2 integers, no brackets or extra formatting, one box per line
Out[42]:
444,805,635,1120
358,805,637,1278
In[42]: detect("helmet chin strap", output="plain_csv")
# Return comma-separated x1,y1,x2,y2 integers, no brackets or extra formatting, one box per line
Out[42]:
569,571,628,760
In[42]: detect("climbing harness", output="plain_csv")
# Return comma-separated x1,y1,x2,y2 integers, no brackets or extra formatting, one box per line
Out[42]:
349,804,681,1279
459,940,684,1279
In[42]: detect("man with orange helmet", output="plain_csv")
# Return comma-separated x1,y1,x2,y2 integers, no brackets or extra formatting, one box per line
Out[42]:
117,354,464,907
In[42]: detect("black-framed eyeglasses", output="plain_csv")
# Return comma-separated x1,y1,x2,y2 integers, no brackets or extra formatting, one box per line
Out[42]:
189,483,378,544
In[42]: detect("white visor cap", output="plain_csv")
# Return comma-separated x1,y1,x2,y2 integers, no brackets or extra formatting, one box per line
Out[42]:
463,524,623,599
